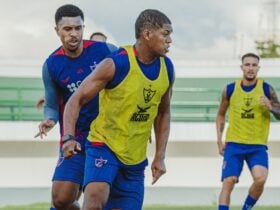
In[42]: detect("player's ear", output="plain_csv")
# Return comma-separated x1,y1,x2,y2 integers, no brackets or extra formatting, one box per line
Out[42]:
143,29,150,41
54,26,59,36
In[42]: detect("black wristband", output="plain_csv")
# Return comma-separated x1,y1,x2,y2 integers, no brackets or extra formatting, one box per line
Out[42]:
61,134,75,144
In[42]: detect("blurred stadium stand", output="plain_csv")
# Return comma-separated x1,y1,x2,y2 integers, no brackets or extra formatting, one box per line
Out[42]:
0,60,280,206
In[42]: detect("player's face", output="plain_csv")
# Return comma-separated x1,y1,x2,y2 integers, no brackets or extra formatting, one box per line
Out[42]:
148,24,173,57
240,56,260,81
55,16,84,55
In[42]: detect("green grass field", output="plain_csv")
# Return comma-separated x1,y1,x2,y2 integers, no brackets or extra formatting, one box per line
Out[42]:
0,203,279,210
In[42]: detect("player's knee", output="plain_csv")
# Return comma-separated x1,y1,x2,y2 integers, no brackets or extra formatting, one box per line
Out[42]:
53,195,73,209
254,175,267,187
83,195,107,210
223,176,237,189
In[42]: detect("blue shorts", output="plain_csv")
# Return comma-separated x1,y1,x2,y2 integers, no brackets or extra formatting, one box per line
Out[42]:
221,142,268,181
52,149,85,187
84,144,148,210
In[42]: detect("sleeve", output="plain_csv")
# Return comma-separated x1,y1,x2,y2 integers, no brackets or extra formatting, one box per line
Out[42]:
106,42,119,53
226,82,235,100
42,61,59,123
263,82,271,99
106,48,129,89
164,57,175,84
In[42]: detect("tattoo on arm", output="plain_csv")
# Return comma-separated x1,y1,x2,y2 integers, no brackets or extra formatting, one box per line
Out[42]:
269,86,280,116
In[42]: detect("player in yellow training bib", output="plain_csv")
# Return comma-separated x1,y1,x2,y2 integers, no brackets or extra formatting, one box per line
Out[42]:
216,53,280,210
62,9,174,210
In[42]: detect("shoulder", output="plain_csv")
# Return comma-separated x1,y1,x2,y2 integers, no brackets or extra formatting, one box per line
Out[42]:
263,81,274,99
163,56,174,84
226,81,236,100
106,42,119,53
85,40,116,51
163,56,174,71
227,81,235,90
109,47,129,65
46,45,65,67
263,81,271,89
48,46,65,59
84,40,109,52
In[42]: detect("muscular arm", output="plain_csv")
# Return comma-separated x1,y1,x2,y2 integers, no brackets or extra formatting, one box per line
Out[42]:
63,58,115,136
151,81,173,184
216,87,229,156
268,86,280,120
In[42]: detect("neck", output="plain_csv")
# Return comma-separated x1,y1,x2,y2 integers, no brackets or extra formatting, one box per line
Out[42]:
242,78,257,86
134,42,157,64
64,42,83,58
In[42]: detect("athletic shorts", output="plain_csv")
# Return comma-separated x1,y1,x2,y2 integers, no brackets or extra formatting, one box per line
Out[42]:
221,142,268,181
52,148,85,187
84,144,148,210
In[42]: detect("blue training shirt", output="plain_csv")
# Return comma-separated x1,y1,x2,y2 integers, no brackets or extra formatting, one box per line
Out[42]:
43,40,117,146
226,80,271,100
106,47,174,89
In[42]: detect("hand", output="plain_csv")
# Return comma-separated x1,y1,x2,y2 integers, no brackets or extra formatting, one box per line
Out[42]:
259,95,272,110
34,119,55,139
62,139,81,158
151,157,166,185
217,141,225,156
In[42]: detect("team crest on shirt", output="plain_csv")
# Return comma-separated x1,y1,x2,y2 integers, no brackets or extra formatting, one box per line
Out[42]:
143,87,156,103
95,157,108,168
241,96,254,119
243,96,253,106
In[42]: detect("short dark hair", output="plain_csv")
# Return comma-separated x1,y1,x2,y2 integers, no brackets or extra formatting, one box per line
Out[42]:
241,53,260,63
135,9,171,39
55,4,84,25
90,32,107,40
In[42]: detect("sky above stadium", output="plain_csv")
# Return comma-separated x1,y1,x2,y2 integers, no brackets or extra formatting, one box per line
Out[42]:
0,0,269,63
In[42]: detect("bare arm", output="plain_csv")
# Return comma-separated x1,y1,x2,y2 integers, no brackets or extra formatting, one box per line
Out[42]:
62,58,115,157
151,84,173,185
216,87,229,156
259,85,280,120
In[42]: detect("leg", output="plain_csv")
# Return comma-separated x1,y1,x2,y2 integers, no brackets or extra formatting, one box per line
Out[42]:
68,189,83,210
52,180,80,210
242,146,269,210
219,176,238,206
218,143,244,210
83,182,110,210
83,146,121,210
105,160,147,210
249,165,268,199
51,151,85,210
242,165,268,210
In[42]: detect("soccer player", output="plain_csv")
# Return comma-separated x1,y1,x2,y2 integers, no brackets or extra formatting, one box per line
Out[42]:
62,9,174,210
216,53,280,210
89,32,107,42
35,4,117,210
89,31,117,53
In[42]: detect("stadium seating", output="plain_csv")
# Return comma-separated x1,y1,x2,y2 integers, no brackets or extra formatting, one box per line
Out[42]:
1,77,280,122
0,77,43,121
1,76,280,206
